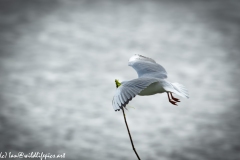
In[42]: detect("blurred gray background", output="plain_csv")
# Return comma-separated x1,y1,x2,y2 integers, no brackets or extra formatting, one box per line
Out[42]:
0,0,240,160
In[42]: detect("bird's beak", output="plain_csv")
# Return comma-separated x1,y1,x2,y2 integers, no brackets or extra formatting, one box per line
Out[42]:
115,79,121,88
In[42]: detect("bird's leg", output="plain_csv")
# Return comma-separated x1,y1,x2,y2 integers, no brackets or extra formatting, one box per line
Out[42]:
170,93,180,102
167,92,178,106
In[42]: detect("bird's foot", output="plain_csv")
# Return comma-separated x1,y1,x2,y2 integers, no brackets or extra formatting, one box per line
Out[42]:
172,97,180,102
169,100,178,106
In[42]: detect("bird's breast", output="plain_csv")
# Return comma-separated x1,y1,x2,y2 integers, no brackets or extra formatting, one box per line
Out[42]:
138,82,166,96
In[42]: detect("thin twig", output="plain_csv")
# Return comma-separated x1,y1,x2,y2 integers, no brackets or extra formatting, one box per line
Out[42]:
122,108,141,160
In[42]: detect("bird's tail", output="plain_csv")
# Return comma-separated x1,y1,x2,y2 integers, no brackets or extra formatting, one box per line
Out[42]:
171,82,189,98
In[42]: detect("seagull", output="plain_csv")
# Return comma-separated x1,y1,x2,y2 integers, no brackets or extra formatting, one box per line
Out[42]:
112,55,189,111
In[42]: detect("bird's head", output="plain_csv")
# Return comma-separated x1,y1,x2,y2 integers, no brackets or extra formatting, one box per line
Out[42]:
115,79,121,88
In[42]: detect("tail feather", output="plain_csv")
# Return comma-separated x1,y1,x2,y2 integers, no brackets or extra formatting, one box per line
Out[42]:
171,83,189,98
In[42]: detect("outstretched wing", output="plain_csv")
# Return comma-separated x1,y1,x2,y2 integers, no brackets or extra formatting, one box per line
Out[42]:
128,55,167,79
112,78,159,111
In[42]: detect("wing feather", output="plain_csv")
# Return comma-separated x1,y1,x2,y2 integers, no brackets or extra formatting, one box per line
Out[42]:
128,55,167,79
112,78,159,111
119,95,125,104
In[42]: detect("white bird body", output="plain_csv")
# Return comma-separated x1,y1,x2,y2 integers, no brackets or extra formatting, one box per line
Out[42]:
138,81,166,96
112,55,189,111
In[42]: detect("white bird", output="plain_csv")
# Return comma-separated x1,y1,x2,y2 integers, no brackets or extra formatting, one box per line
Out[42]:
112,55,189,111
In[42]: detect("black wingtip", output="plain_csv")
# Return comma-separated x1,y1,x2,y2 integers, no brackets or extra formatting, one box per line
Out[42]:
114,95,135,112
